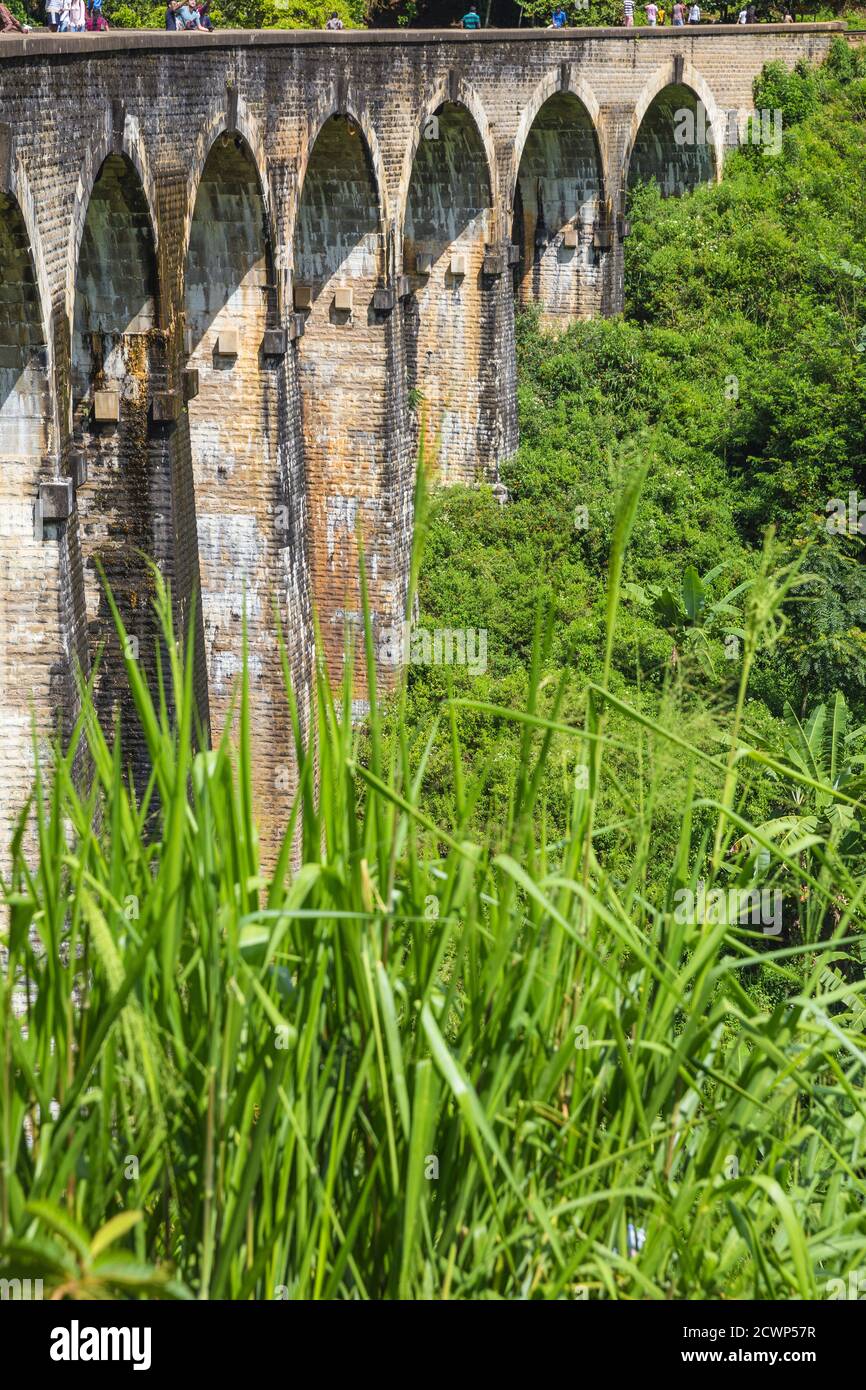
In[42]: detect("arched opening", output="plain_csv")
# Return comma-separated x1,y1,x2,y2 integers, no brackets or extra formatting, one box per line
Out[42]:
512,92,605,328
294,114,401,694
627,85,716,199
71,152,163,786
184,132,296,848
403,102,494,483
0,193,54,844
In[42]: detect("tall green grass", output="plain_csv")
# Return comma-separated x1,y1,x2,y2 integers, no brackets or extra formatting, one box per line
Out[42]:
1,456,865,1300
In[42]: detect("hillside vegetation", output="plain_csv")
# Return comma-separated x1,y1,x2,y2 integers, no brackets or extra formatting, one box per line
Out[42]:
405,41,866,855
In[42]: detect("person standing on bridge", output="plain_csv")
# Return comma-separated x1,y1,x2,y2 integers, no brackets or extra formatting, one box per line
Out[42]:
549,5,568,26
325,10,344,26
687,0,700,20
672,0,684,21
59,0,85,30
87,0,108,28
461,5,482,27
645,1,658,23
622,0,634,25
177,0,205,25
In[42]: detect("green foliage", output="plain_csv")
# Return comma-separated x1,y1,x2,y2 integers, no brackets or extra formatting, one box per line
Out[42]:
754,60,820,127
400,50,866,864
3,469,866,1300
517,0,622,25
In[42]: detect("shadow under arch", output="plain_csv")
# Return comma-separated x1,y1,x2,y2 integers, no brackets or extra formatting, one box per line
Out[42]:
508,70,606,214
0,190,50,461
511,84,608,327
65,113,159,344
182,99,278,318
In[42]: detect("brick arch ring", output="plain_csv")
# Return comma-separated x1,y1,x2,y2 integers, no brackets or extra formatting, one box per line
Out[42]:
621,59,726,189
63,109,159,433
394,78,499,264
291,92,392,254
507,69,608,219
181,96,277,311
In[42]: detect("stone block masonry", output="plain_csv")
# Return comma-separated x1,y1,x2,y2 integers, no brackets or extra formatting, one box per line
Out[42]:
0,25,851,858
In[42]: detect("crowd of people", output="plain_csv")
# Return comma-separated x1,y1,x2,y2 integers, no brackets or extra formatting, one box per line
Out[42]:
0,2,800,36
627,1,795,21
0,2,348,31
0,0,109,29
457,4,797,26
164,0,212,29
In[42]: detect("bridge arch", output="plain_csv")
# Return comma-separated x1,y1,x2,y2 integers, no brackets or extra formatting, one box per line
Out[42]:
396,80,497,254
399,95,496,483
65,113,159,342
184,127,297,838
292,110,403,690
183,99,277,312
509,70,606,214
623,61,724,198
69,146,164,783
294,99,390,247
0,180,58,844
510,74,607,328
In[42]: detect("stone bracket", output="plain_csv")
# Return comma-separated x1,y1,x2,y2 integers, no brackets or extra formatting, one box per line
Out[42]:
617,214,631,240
37,479,74,528
593,226,612,251
482,247,506,277
152,390,181,423
182,367,199,401
372,286,396,313
70,451,87,488
506,243,521,267
262,327,288,356
93,389,120,422
288,313,305,342
396,274,412,300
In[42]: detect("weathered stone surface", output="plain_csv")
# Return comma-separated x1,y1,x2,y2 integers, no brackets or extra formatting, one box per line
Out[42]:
0,26,852,857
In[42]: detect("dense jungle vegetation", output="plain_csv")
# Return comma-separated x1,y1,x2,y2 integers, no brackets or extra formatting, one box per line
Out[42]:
404,42,866,857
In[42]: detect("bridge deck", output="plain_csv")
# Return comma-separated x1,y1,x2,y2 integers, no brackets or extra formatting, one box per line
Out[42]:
0,22,850,59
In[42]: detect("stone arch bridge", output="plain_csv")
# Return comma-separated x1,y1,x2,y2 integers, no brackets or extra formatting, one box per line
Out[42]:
0,24,848,853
